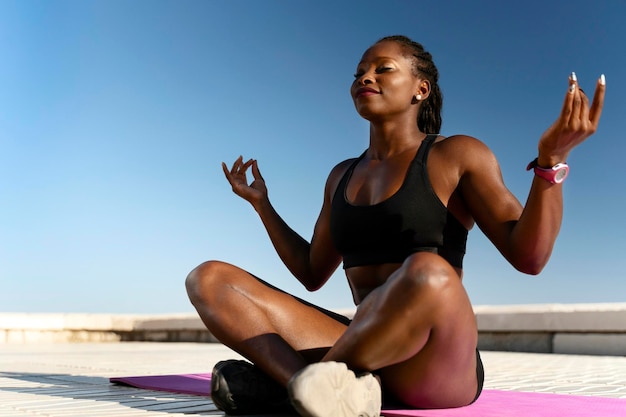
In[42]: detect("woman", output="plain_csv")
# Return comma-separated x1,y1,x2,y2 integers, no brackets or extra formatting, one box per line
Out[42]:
186,35,605,417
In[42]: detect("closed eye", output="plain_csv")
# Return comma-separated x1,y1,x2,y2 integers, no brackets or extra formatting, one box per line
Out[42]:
353,66,394,79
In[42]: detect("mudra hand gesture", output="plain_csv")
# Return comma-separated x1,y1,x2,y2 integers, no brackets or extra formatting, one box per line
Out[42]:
222,155,267,207
537,73,605,167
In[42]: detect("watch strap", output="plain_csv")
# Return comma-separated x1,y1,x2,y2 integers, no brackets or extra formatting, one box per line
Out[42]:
526,158,569,184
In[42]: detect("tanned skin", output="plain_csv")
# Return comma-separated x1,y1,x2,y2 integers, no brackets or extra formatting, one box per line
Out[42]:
186,40,605,408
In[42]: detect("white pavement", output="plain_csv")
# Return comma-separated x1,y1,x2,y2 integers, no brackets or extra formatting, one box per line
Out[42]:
1,343,626,416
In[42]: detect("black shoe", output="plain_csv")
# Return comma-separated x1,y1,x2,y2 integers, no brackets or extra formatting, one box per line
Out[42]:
211,359,294,415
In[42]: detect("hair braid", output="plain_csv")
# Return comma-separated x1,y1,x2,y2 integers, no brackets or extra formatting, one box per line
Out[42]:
377,35,443,134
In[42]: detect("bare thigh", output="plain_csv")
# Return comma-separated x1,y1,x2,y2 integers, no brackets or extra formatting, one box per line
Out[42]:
186,260,349,381
326,252,479,408
378,255,479,408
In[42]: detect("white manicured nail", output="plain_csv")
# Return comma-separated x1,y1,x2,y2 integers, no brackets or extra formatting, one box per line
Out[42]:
570,72,577,82
600,74,606,86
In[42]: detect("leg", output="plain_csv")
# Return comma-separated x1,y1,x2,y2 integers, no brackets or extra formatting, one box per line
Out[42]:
185,260,349,386
323,252,479,408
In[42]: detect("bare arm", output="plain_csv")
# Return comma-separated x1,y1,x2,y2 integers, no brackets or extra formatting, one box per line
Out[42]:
222,157,342,290
461,74,606,274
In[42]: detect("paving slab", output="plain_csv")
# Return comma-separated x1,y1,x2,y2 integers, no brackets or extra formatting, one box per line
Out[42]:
1,342,625,416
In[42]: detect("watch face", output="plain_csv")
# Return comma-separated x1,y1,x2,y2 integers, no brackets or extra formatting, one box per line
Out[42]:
533,163,569,184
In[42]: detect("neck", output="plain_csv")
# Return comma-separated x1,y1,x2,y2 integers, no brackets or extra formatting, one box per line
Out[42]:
367,120,426,160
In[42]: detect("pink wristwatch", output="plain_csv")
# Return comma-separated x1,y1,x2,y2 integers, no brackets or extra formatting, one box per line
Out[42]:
526,158,569,184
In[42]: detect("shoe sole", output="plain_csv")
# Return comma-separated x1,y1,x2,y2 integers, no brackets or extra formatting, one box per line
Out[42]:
288,361,381,417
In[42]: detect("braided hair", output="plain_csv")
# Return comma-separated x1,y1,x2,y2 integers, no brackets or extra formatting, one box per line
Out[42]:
377,35,443,134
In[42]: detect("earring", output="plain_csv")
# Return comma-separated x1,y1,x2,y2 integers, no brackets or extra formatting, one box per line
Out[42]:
415,94,422,101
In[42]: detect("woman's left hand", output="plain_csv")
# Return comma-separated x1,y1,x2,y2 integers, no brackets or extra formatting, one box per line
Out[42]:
537,73,606,166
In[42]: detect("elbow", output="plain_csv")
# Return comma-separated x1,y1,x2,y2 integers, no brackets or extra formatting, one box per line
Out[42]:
302,271,329,291
302,276,326,292
504,239,554,276
515,263,544,276
304,283,323,292
299,262,337,291
298,271,326,292
510,253,551,276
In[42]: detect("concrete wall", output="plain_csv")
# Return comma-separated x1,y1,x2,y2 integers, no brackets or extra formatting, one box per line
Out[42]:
474,303,626,356
2,303,626,356
0,313,219,343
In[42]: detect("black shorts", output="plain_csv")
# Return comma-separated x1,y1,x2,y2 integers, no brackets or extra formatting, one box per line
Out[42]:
473,349,485,403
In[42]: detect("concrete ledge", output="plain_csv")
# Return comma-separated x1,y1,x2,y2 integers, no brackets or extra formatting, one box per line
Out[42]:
553,333,626,355
474,303,626,355
2,304,626,355
477,332,552,353
0,313,217,343
474,303,626,332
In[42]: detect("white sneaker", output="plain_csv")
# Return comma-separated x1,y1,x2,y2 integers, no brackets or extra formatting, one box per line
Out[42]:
288,361,381,417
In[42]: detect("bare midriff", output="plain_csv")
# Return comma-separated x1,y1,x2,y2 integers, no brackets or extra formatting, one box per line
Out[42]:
346,262,463,305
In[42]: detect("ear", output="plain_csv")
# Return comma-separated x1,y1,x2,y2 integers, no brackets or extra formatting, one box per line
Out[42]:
415,79,431,101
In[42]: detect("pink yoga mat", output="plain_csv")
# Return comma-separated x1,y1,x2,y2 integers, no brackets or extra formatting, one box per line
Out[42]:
110,373,626,416
111,373,212,396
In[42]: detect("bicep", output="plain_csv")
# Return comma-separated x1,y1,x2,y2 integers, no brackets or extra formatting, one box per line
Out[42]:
459,143,523,260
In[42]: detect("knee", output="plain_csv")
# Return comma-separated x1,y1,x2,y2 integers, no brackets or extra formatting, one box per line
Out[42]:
397,252,457,295
185,260,230,305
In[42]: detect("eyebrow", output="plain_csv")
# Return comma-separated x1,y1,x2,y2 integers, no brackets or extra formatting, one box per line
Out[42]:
357,57,398,67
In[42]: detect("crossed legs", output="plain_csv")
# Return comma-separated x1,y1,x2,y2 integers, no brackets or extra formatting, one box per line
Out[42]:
185,252,479,409
185,260,347,386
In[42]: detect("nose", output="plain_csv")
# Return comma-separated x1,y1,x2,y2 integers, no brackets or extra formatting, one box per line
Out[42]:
356,70,375,86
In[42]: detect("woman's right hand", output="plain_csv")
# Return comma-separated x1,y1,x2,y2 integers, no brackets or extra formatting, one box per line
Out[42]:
222,156,268,208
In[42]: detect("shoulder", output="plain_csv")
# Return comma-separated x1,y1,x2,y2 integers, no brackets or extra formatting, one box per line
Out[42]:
325,157,359,193
432,134,499,172
433,134,490,152
330,154,364,178
330,157,359,175
323,154,367,201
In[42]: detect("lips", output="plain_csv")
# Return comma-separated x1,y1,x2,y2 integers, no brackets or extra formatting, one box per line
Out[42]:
355,87,380,98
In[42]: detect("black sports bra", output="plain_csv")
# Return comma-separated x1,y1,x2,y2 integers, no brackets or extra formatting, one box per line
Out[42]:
330,135,467,269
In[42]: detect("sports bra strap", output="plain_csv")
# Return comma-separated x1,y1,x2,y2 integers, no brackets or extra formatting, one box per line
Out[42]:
416,134,438,162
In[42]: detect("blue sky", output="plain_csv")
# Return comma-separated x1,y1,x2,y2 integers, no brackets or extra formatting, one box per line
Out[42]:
1,0,625,313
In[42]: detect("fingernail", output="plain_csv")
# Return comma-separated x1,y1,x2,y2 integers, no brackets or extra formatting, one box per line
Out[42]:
600,74,606,86
568,83,576,94
570,72,577,82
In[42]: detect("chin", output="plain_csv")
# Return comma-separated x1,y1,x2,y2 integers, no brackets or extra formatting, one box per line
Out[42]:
354,105,383,121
